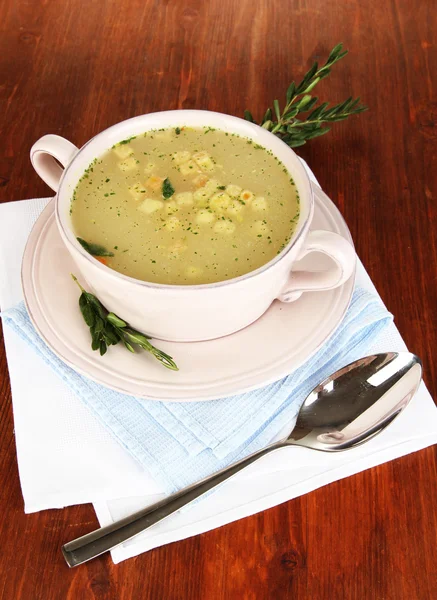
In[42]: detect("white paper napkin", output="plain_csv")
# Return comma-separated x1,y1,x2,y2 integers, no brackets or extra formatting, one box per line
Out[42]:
1,191,436,564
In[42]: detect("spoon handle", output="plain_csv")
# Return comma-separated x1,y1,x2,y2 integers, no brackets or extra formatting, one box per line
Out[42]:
62,442,283,567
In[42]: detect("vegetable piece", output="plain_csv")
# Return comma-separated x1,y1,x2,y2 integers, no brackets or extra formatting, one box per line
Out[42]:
193,188,211,203
172,151,191,165
146,175,164,191
162,178,175,199
168,242,187,257
204,179,221,194
226,184,242,198
164,216,181,231
77,238,114,257
129,183,147,201
192,151,215,173
144,162,156,174
113,144,134,159
193,174,209,188
165,200,179,215
180,160,199,176
193,179,220,204
154,130,173,141
175,192,193,206
210,192,231,212
251,196,268,211
227,201,245,219
240,190,254,204
117,157,137,172
196,209,216,224
213,220,236,235
138,199,164,214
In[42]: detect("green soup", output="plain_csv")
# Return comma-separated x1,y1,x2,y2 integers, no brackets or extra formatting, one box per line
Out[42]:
71,126,300,285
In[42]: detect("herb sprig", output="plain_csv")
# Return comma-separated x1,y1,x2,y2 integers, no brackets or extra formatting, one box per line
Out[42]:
244,43,367,148
72,275,178,370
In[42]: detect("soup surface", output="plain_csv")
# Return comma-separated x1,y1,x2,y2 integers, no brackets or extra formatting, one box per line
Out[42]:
71,127,300,285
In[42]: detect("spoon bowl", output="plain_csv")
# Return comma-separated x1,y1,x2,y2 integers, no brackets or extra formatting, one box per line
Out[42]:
289,352,422,450
63,351,422,567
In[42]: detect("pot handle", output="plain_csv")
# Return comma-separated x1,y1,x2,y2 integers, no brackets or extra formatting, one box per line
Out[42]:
30,134,79,192
277,230,356,302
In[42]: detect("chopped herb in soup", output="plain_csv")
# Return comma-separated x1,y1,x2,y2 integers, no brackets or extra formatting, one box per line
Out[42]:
71,127,300,284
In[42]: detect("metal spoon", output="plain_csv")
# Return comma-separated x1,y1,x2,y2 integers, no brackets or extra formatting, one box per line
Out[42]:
62,351,421,567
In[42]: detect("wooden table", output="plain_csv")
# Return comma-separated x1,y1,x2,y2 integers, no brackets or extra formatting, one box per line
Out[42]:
1,1,436,598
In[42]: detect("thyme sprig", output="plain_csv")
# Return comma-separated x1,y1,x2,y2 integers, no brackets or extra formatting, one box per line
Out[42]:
72,275,178,371
244,43,367,148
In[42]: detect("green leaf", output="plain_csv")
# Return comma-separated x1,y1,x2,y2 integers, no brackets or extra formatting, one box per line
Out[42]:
79,292,88,311
352,105,368,114
148,347,179,371
94,316,104,334
123,340,136,353
77,238,114,257
303,127,331,140
283,107,299,120
296,95,313,110
316,67,331,80
325,43,348,67
124,329,153,345
298,96,318,113
261,120,273,130
326,114,350,121
91,334,100,351
332,96,353,115
321,105,341,119
103,323,120,345
295,62,318,94
287,123,307,133
286,82,296,104
302,77,320,94
327,42,344,63
80,301,95,327
273,99,281,122
107,312,127,328
244,110,255,123
99,341,107,356
261,108,272,124
162,178,175,199
287,139,307,148
308,102,329,120
84,293,107,319
304,61,318,81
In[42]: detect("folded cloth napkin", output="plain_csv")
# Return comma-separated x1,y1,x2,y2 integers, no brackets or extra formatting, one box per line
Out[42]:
2,288,392,494
1,175,437,564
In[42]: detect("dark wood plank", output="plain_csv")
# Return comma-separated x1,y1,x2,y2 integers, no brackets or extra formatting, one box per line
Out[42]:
0,0,436,598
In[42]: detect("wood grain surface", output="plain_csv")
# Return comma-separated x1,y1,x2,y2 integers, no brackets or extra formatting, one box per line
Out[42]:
1,0,436,598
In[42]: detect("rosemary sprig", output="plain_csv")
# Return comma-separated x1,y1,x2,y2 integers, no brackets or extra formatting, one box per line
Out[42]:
244,43,368,148
71,275,178,371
